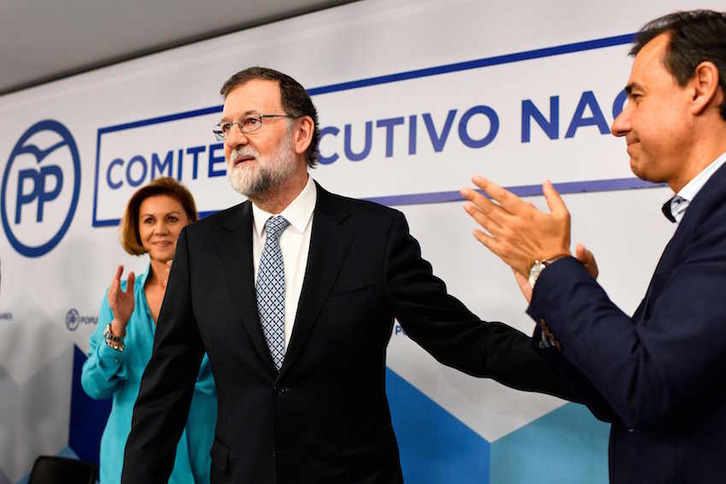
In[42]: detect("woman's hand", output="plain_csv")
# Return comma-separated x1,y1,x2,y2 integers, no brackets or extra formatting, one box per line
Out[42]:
107,264,135,337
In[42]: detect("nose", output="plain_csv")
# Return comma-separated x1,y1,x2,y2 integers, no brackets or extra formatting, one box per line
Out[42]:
225,123,249,149
611,106,630,138
155,221,170,234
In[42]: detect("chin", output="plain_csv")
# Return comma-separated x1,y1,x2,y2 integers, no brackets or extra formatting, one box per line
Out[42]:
629,159,645,180
150,252,173,263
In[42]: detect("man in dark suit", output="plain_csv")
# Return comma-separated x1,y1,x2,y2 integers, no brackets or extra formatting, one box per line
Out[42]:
462,10,726,484
121,67,575,483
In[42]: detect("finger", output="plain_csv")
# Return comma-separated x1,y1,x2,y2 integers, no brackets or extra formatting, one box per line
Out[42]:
575,243,589,263
575,243,599,278
471,228,516,264
126,271,136,295
471,175,524,214
471,228,498,253
542,180,568,216
460,185,494,207
463,200,504,233
461,188,508,227
113,264,123,282
109,265,122,298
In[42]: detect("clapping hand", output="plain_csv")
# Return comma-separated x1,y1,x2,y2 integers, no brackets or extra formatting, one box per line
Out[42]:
107,264,135,337
461,177,599,303
461,176,572,276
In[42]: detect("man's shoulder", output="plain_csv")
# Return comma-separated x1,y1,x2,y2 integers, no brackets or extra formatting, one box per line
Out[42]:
180,201,249,249
318,185,402,222
189,201,249,231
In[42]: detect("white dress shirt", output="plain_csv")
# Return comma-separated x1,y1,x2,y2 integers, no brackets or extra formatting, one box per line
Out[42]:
251,176,316,346
668,150,726,224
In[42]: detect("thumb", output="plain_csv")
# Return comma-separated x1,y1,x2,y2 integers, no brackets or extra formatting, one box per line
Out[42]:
543,180,567,215
575,243,599,279
575,244,591,264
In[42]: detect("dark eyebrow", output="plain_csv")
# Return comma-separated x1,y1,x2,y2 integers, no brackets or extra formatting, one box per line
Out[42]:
624,82,643,95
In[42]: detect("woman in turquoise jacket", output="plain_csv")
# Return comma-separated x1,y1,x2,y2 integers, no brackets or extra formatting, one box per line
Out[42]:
82,177,216,483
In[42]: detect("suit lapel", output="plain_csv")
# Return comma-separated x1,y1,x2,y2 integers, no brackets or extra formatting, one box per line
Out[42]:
279,185,354,375
216,201,277,371
637,161,726,319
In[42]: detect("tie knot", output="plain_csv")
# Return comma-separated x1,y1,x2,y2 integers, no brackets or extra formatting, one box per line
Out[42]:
265,216,289,241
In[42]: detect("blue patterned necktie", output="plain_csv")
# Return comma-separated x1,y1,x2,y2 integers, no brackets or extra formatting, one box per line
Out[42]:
257,216,289,371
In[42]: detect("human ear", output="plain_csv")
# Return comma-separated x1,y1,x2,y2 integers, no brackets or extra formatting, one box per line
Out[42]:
294,116,314,156
690,61,720,115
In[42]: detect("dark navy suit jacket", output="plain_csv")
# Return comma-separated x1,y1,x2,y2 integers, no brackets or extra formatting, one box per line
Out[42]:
122,183,573,484
529,161,726,483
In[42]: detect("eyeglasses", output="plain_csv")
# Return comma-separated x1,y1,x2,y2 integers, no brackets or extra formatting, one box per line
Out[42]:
212,113,293,141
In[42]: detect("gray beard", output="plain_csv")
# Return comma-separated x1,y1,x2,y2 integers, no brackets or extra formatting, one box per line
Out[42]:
228,135,296,198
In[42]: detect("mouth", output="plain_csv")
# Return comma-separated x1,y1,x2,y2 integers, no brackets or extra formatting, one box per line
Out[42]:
232,154,255,166
152,241,173,248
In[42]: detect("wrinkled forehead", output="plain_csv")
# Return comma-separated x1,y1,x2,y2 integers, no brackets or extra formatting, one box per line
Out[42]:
222,79,284,119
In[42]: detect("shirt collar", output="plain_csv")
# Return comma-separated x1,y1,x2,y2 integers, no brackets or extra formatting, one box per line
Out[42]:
252,175,317,238
137,261,151,287
675,150,726,204
662,150,726,223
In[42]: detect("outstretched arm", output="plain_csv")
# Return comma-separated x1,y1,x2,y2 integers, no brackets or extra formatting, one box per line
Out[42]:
384,210,577,399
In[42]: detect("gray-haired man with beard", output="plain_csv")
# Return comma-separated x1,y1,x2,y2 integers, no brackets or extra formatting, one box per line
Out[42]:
122,66,574,483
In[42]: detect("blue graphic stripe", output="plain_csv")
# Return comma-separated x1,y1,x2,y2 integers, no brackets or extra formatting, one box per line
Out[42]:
367,177,665,207
97,105,223,134
93,130,103,226
94,33,634,136
307,33,634,96
93,177,663,227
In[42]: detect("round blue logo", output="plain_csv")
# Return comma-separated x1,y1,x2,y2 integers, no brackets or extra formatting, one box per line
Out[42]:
66,308,80,331
1,120,81,257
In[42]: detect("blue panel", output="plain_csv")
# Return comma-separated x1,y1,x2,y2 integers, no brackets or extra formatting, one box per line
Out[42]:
386,368,490,483
69,345,111,467
490,403,609,484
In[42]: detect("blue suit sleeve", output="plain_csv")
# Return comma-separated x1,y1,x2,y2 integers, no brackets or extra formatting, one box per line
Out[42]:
528,217,726,430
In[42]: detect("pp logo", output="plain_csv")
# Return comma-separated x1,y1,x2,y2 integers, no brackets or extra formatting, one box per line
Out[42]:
66,308,80,331
1,120,81,257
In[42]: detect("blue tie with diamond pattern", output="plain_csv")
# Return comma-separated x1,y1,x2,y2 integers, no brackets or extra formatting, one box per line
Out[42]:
256,216,289,371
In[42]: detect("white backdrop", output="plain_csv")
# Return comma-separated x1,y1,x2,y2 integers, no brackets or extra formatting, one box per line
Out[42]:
0,1,718,482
